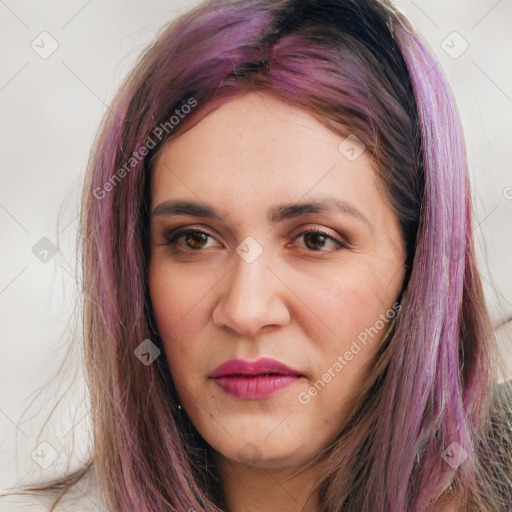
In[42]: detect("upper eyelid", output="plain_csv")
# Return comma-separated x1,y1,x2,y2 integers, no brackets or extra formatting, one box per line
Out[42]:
162,226,347,248
166,227,219,242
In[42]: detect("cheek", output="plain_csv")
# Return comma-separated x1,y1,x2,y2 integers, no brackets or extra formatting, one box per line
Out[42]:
148,265,215,408
297,266,393,342
295,277,398,418
148,260,212,335
293,261,402,386
148,262,210,367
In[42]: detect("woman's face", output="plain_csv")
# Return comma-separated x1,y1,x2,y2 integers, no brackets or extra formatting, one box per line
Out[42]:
148,91,406,471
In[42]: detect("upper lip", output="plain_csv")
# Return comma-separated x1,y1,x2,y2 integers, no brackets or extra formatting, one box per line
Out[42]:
209,357,304,378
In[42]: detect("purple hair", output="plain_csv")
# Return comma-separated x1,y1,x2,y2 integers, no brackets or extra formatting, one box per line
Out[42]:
9,1,511,511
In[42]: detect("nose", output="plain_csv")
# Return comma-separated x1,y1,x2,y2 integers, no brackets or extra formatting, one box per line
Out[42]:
212,247,291,338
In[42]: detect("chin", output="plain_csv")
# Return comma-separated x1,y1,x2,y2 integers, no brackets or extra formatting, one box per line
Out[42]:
216,440,312,470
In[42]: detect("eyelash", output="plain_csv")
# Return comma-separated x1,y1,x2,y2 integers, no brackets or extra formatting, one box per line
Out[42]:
158,227,347,254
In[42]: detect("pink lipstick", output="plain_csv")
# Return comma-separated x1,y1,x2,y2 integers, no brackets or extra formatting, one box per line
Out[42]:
209,357,304,400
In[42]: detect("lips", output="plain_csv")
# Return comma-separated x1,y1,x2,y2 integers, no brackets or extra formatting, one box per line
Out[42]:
208,358,304,400
208,357,303,378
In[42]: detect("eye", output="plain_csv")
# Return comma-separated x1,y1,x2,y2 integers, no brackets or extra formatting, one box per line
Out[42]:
156,227,347,253
159,228,220,251
293,229,346,252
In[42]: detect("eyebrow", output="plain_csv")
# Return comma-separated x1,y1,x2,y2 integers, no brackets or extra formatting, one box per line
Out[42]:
151,197,372,228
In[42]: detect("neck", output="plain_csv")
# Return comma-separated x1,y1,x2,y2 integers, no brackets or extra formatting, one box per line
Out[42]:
216,454,322,512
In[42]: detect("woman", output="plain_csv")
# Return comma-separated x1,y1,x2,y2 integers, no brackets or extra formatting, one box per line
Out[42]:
2,0,511,511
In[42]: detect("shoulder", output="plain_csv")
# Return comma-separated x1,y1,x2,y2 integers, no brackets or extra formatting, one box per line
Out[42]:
0,491,100,512
479,379,512,507
0,466,105,512
491,378,512,404
488,378,512,440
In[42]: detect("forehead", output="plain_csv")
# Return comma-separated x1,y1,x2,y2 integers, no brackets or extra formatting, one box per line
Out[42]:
150,91,380,223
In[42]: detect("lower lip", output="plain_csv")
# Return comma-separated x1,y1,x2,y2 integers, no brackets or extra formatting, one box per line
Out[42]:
211,374,302,399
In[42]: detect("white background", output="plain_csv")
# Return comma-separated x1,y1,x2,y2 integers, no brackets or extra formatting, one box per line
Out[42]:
1,0,511,491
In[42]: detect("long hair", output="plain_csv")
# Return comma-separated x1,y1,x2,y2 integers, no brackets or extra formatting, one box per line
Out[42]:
6,0,511,511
